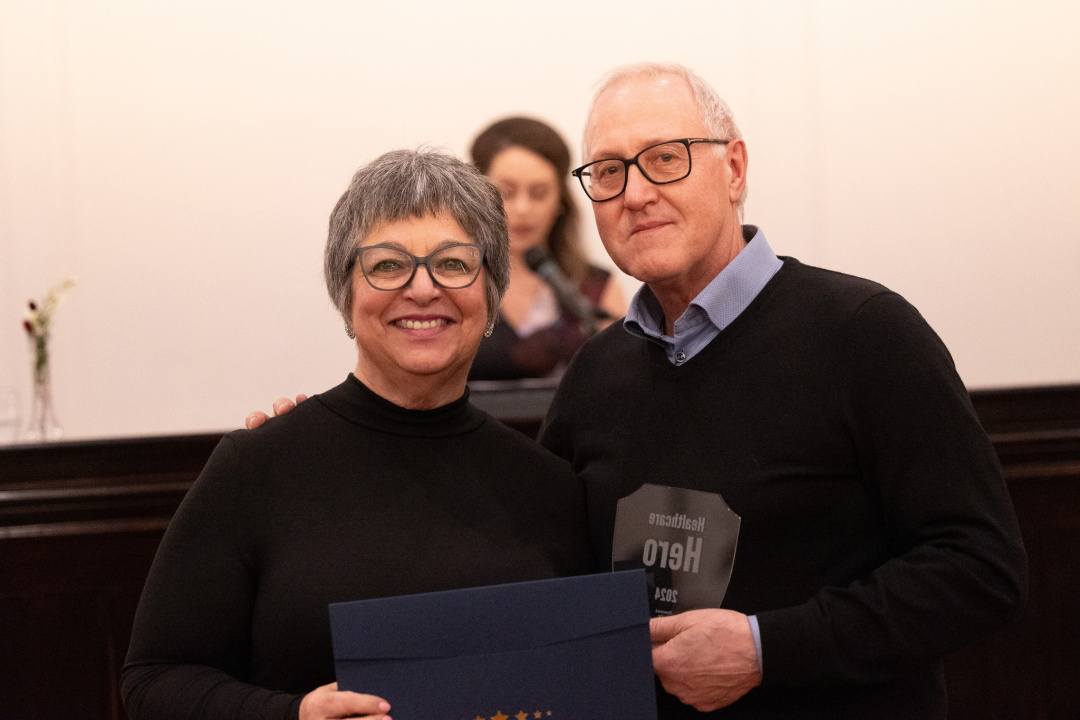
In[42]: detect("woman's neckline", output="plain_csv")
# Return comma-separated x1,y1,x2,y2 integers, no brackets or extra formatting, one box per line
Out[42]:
314,374,487,438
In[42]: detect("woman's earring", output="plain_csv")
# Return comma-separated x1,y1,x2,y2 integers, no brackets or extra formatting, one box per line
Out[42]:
345,322,355,339
484,321,495,338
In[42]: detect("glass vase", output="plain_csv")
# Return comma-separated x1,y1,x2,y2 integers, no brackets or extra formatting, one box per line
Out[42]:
24,364,64,441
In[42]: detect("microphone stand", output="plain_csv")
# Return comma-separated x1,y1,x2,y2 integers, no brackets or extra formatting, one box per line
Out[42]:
523,247,604,338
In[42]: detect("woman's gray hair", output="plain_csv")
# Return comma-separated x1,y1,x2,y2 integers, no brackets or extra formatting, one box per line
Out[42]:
584,62,747,218
325,148,510,325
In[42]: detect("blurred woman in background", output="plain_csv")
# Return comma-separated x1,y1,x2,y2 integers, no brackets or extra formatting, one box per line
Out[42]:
467,117,627,380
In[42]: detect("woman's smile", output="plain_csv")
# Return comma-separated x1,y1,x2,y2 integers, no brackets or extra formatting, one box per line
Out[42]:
394,316,451,331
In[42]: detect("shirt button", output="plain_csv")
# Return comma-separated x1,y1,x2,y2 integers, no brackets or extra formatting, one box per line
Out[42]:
675,351,687,364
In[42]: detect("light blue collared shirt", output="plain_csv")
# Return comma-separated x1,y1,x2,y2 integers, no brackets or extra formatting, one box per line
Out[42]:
623,225,780,672
623,225,782,366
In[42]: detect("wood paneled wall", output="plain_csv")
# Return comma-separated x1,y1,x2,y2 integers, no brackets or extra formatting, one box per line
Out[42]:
0,435,219,719
1,386,1077,719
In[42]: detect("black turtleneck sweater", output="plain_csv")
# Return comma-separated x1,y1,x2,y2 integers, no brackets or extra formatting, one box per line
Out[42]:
122,375,594,720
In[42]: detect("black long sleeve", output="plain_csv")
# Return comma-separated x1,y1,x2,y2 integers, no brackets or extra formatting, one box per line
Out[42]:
123,376,594,719
540,258,1025,718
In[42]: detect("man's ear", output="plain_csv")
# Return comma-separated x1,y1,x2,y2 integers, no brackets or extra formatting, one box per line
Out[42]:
725,139,748,205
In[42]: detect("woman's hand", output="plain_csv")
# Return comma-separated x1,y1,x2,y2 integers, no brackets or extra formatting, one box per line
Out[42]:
299,682,391,720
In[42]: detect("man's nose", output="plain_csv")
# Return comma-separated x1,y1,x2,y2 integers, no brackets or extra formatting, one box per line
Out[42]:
622,164,657,208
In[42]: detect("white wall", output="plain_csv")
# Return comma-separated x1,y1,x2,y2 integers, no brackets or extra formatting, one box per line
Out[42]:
1,0,1078,440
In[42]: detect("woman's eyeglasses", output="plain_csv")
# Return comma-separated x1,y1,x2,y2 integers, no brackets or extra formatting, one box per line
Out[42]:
352,243,485,291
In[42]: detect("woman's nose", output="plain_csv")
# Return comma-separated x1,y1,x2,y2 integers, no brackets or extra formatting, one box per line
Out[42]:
507,195,531,215
402,264,441,301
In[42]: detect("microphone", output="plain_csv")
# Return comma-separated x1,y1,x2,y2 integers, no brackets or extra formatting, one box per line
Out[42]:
523,247,602,337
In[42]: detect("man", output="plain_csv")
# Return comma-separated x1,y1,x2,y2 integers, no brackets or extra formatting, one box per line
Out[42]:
252,63,1025,719
537,63,1025,718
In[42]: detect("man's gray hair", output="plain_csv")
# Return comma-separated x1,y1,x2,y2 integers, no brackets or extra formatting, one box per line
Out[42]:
325,148,510,325
584,62,747,217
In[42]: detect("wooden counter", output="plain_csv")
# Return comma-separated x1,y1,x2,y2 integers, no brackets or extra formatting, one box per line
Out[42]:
1,383,1077,719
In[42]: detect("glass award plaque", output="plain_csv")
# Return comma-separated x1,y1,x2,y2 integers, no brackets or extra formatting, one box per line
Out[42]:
612,483,741,616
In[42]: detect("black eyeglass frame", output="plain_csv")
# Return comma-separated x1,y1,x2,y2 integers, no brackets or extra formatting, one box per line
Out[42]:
571,138,730,202
351,242,486,291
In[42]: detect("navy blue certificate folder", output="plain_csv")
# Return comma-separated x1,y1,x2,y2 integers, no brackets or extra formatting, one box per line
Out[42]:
329,569,657,720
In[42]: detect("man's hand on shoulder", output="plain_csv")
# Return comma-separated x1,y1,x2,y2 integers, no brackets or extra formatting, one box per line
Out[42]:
650,608,762,712
245,394,308,430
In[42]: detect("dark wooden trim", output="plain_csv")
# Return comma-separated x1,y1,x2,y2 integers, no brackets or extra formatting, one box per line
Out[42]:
0,432,223,483
0,517,171,540
970,384,1080,434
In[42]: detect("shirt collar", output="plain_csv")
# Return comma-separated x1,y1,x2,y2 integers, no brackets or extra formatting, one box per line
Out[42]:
623,225,780,344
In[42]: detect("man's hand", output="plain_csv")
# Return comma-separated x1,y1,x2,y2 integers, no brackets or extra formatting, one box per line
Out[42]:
299,682,390,720
245,394,308,430
650,608,762,712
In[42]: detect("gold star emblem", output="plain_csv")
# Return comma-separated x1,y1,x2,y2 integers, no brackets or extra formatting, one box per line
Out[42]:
492,713,508,720
534,714,542,719
515,713,528,720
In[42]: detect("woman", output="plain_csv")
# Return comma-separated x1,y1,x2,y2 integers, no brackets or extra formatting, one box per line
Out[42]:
122,150,595,720
467,117,627,380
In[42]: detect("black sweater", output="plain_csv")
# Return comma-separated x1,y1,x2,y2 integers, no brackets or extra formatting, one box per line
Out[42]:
540,258,1026,719
123,375,594,719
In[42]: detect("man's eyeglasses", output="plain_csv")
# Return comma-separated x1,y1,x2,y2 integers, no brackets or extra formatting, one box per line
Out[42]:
571,138,729,202
352,243,485,291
